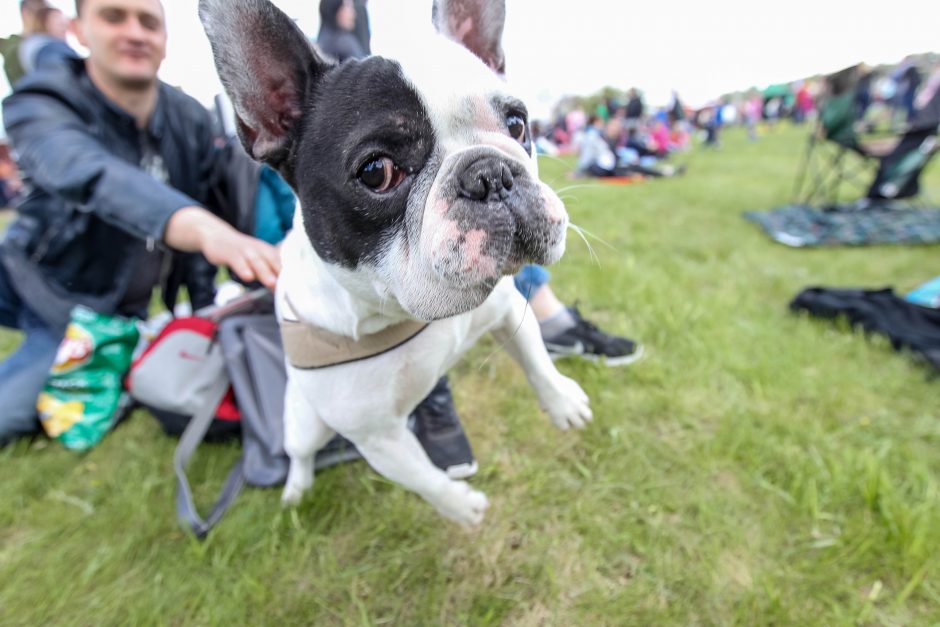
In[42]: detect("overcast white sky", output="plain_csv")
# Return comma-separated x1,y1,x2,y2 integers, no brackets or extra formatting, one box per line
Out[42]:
2,0,939,120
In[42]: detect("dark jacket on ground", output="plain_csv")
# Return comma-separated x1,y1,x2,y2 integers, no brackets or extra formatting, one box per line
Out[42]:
0,57,221,325
791,287,940,373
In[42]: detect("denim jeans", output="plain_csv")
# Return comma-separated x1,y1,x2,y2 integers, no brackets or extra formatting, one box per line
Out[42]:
0,259,65,445
513,264,551,301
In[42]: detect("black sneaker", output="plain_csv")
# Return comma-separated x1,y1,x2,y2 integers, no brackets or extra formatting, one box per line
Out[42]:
411,376,478,479
543,306,644,366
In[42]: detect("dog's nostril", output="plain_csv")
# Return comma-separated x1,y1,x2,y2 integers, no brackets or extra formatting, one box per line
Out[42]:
459,174,488,201
500,164,514,191
458,158,514,202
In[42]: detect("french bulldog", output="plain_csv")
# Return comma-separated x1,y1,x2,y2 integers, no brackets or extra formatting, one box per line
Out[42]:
199,0,592,526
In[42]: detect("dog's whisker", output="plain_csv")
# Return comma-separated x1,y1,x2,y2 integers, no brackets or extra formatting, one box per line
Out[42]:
552,183,597,195
567,223,600,266
537,153,567,165
568,222,616,251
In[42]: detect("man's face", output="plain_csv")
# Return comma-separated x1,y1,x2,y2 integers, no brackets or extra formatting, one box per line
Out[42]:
72,0,167,90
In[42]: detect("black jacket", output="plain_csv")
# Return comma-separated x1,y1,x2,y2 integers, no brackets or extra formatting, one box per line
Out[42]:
1,58,222,325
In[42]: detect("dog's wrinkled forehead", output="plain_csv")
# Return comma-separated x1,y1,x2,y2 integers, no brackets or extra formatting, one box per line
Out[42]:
309,57,434,156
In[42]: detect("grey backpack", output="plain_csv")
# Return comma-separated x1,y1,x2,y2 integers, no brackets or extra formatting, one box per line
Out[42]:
128,289,359,538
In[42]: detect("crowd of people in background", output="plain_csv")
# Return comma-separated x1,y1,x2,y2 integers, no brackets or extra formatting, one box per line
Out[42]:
534,88,691,180
522,52,938,180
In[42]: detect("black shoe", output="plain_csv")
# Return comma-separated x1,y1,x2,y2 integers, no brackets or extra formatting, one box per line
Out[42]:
411,376,477,479
543,306,644,366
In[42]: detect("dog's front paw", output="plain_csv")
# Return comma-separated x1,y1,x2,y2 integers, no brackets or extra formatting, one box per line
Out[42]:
280,482,307,507
281,462,314,507
542,375,592,431
433,481,489,527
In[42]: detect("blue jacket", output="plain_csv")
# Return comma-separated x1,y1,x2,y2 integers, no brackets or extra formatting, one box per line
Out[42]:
1,58,222,325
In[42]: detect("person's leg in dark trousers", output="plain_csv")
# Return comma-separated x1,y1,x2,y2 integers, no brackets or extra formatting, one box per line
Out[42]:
0,261,65,446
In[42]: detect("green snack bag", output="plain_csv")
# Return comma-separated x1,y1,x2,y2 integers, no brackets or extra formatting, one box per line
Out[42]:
37,306,140,451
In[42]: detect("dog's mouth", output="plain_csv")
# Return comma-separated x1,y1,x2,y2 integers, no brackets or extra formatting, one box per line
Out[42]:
423,166,566,288
396,209,564,321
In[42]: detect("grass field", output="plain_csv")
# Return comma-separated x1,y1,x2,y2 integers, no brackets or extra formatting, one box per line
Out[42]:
1,125,939,625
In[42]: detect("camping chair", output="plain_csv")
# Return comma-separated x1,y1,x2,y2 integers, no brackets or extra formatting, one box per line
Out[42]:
865,85,940,202
793,65,895,207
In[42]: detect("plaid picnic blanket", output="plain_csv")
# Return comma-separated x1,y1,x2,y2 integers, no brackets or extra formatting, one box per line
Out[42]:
743,203,940,247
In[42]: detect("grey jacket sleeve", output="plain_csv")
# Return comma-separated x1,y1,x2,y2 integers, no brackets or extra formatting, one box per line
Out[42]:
2,89,198,242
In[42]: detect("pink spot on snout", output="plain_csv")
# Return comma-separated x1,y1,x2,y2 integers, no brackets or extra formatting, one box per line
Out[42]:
429,222,498,280
462,229,486,270
433,219,462,255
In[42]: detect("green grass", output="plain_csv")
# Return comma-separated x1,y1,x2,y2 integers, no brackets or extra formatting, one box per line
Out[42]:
2,125,940,625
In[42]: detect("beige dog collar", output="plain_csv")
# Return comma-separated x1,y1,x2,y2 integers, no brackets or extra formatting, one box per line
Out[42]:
279,298,429,369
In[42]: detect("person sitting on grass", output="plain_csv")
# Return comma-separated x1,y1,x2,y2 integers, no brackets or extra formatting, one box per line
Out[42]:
575,115,683,179
0,0,280,447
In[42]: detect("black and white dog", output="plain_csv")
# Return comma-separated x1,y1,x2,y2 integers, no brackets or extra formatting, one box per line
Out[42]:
199,0,592,526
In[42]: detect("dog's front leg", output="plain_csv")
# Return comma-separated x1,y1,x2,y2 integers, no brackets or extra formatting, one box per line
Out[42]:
344,420,489,526
282,377,337,505
490,292,593,431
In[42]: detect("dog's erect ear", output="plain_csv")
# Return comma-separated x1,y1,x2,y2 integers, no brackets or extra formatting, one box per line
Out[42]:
432,0,506,75
199,0,329,172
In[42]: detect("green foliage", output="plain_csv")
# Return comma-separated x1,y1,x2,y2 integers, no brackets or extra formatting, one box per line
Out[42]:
1,126,939,624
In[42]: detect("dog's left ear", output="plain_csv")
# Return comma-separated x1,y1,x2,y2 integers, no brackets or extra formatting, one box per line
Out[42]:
199,0,331,180
432,0,506,75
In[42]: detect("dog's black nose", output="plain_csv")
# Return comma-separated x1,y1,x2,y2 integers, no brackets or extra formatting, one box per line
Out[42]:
458,158,514,202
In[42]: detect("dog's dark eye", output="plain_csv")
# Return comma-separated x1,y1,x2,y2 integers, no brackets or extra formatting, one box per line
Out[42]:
358,157,406,193
506,113,527,143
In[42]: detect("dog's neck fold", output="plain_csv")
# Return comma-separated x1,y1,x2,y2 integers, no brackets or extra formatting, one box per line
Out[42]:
277,227,412,341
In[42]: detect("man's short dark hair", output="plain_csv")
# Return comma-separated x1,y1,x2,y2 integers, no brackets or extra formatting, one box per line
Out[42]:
75,0,85,15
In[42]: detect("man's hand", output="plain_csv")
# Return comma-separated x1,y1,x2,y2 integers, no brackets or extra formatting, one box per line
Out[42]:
165,206,281,289
200,227,281,289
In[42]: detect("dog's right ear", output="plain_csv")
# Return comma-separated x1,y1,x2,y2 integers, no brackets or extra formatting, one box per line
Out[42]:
199,0,329,177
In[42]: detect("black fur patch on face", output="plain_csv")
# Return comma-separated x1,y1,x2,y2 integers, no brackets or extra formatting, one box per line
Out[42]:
293,56,436,268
